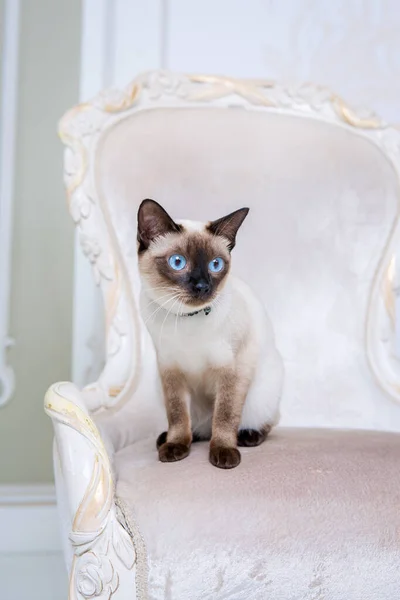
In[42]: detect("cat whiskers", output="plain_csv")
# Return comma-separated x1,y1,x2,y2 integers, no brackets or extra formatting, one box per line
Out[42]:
143,285,183,310
144,292,182,326
158,295,182,348
174,298,185,337
144,292,180,312
145,286,179,305
144,285,178,294
210,293,223,318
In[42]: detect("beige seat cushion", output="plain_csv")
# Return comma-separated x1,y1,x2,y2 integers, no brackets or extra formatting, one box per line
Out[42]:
116,428,400,600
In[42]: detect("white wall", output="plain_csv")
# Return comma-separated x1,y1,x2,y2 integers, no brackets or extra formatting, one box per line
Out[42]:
112,0,400,122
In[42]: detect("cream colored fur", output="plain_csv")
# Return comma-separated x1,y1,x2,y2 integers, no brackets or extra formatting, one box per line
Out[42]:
139,219,284,438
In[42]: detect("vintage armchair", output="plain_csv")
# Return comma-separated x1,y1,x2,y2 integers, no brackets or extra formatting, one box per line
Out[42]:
45,71,400,599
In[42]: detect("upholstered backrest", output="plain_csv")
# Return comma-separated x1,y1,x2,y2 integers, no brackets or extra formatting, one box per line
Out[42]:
60,72,400,434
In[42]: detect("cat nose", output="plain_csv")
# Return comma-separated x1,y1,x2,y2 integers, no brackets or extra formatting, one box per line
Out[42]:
193,279,210,294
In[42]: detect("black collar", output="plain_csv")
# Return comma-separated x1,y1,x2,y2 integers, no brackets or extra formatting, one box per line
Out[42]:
181,306,212,318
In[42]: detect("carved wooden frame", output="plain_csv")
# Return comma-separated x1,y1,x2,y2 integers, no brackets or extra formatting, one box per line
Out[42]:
46,70,400,600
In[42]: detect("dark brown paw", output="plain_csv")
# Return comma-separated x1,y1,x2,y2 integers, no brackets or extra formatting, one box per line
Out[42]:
237,426,271,447
157,430,208,449
156,431,168,449
209,446,241,469
158,442,190,463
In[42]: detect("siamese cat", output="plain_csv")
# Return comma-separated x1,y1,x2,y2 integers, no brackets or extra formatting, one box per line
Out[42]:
137,199,283,469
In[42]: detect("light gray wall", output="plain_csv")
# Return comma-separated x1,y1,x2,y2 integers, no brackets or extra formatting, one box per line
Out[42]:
0,0,81,483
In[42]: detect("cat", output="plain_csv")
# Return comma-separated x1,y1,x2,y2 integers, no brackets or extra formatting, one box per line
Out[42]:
137,199,284,469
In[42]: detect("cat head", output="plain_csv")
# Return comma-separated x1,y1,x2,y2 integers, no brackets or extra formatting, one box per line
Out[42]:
137,199,249,312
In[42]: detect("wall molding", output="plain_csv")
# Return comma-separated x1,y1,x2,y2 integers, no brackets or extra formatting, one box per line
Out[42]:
0,484,61,553
0,484,56,506
0,0,20,407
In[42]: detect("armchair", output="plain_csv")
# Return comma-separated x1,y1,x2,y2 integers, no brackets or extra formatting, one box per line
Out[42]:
46,71,400,599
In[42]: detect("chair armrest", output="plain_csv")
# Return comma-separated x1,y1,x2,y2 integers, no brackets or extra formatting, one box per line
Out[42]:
45,382,112,521
45,382,138,598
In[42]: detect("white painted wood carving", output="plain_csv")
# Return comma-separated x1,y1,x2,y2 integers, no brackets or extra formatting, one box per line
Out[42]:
47,70,400,599
0,0,20,407
45,382,141,600
74,0,165,387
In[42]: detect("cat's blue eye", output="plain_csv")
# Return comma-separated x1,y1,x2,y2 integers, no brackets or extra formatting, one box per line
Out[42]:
168,254,187,271
209,257,225,273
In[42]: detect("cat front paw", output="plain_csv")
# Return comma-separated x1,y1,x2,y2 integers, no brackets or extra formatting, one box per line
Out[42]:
158,442,190,463
237,425,271,447
156,431,168,449
156,430,209,449
209,445,241,469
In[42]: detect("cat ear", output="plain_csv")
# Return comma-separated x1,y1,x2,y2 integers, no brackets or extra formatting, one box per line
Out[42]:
137,199,181,251
207,207,249,251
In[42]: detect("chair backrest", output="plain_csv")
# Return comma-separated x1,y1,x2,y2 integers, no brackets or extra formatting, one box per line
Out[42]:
60,71,400,432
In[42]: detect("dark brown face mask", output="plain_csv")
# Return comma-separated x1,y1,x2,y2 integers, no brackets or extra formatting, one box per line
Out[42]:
137,198,249,306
